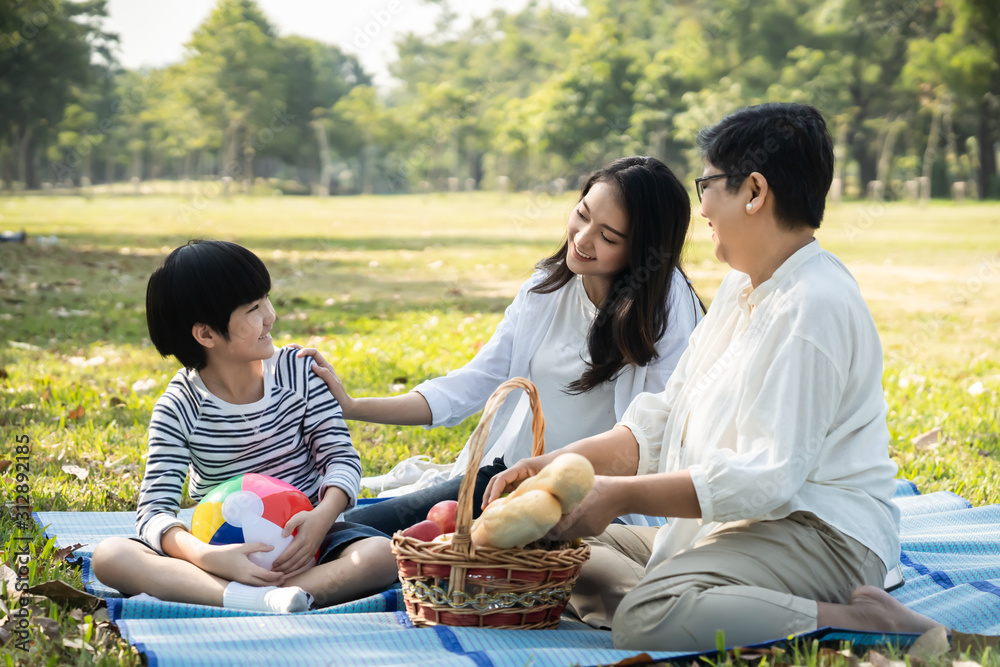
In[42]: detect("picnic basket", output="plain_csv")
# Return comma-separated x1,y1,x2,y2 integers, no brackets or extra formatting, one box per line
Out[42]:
391,377,591,629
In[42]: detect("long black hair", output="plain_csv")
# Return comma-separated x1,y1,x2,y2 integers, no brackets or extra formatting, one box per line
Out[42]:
532,156,699,393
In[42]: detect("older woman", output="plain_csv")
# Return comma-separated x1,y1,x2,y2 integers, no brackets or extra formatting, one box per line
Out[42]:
485,103,940,651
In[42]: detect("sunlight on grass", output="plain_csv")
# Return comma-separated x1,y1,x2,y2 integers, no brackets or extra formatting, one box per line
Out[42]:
1,194,999,665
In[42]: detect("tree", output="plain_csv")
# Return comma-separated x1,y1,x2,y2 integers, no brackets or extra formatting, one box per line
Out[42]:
0,0,114,188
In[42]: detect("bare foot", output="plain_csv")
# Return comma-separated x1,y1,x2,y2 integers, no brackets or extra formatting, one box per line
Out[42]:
818,586,943,634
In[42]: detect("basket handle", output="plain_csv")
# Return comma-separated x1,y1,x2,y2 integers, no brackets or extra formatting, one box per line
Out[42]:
452,377,545,550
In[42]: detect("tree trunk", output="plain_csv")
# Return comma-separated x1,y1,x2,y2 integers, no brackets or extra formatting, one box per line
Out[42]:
876,117,901,188
851,128,878,194
16,125,34,187
978,96,997,199
943,102,959,191
312,120,333,194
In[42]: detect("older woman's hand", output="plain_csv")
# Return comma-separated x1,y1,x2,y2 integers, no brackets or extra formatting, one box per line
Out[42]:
481,453,556,509
545,476,624,541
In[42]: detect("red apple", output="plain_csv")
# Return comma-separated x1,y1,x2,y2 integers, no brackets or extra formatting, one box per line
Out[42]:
426,500,458,533
401,519,444,542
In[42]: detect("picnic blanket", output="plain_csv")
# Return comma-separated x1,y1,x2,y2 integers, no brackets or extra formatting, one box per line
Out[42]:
33,479,1000,666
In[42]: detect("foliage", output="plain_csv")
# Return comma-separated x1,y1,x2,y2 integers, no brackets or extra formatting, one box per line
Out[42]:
2,0,998,197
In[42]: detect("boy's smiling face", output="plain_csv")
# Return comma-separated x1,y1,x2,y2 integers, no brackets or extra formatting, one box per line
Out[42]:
212,295,277,362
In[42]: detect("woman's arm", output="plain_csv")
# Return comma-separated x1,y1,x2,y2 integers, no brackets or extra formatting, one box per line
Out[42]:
296,345,433,424
483,424,641,506
299,273,541,428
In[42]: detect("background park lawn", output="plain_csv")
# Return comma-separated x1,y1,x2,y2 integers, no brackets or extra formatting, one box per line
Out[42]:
1,193,999,663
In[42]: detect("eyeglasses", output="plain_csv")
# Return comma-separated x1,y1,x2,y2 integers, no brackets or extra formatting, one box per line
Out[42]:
694,173,730,202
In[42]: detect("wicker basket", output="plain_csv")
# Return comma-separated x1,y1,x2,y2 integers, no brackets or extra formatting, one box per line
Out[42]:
391,377,591,629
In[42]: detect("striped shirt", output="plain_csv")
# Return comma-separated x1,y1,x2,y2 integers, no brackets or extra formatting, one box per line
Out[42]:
135,346,361,552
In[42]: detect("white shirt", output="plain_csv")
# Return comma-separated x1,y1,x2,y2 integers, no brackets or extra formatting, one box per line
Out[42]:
621,241,900,569
367,268,703,527
528,275,617,451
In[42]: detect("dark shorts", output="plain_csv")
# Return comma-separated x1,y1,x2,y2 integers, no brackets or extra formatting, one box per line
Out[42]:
343,457,509,535
316,521,388,563
130,520,387,564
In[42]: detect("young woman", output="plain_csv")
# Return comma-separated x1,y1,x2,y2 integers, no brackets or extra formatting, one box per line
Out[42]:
298,156,704,535
484,104,941,650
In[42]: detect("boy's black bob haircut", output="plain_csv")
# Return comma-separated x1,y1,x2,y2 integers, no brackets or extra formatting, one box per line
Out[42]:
146,240,271,370
696,102,834,230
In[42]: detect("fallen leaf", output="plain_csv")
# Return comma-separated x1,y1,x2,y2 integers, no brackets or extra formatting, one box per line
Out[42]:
91,607,110,624
69,608,85,621
52,543,83,561
952,661,984,667
67,404,85,420
40,387,51,400
30,615,61,641
25,580,103,612
61,464,89,481
910,427,942,450
131,378,157,394
0,626,11,647
0,460,10,473
108,396,125,407
1,563,20,602
0,368,7,379
908,626,950,662
62,637,95,651
609,653,654,666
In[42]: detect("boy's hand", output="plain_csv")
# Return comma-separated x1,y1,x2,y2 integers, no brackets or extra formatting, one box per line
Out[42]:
290,345,356,418
271,509,328,574
271,486,347,574
199,543,286,587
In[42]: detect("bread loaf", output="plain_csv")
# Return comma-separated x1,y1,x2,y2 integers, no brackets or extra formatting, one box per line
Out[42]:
471,489,561,548
507,453,594,513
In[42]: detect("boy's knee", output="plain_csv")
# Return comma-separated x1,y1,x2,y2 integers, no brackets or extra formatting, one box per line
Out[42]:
91,537,132,578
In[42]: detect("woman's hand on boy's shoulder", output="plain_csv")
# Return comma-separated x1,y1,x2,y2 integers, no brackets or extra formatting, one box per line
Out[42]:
289,344,357,418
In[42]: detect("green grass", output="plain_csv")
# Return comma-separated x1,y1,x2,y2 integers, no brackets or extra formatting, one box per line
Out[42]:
1,193,999,664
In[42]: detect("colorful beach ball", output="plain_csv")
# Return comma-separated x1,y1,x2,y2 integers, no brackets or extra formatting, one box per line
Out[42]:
191,473,314,570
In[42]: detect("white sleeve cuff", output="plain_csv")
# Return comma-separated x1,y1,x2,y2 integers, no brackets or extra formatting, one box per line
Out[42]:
619,419,651,476
145,515,187,553
688,463,716,523
410,384,449,429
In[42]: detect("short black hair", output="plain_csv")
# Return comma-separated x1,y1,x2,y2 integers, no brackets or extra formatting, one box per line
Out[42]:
696,103,834,229
146,240,271,370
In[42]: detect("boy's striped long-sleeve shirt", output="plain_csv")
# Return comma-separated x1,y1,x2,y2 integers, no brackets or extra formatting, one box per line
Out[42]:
136,346,361,552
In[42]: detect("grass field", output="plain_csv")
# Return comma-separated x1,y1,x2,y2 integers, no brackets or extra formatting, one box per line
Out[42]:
1,192,999,664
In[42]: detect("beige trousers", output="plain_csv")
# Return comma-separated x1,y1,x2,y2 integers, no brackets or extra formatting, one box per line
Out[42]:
567,511,886,652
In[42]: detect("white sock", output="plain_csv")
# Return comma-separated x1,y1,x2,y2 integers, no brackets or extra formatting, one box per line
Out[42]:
223,582,313,613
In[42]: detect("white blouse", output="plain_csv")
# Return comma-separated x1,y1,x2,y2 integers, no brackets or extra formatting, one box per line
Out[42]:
621,240,900,570
528,275,617,453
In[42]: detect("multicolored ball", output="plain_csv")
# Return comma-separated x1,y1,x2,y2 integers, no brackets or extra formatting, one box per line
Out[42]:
191,473,314,569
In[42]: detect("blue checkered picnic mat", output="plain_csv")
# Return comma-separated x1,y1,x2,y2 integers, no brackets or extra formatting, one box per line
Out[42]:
33,479,1000,666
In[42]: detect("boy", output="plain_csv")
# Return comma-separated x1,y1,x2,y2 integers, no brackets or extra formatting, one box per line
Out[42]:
92,240,397,612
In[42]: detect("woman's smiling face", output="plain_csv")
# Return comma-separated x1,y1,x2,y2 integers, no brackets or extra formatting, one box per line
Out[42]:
565,181,630,284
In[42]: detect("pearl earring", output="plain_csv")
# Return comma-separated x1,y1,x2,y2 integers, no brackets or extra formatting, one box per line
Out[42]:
746,203,753,212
